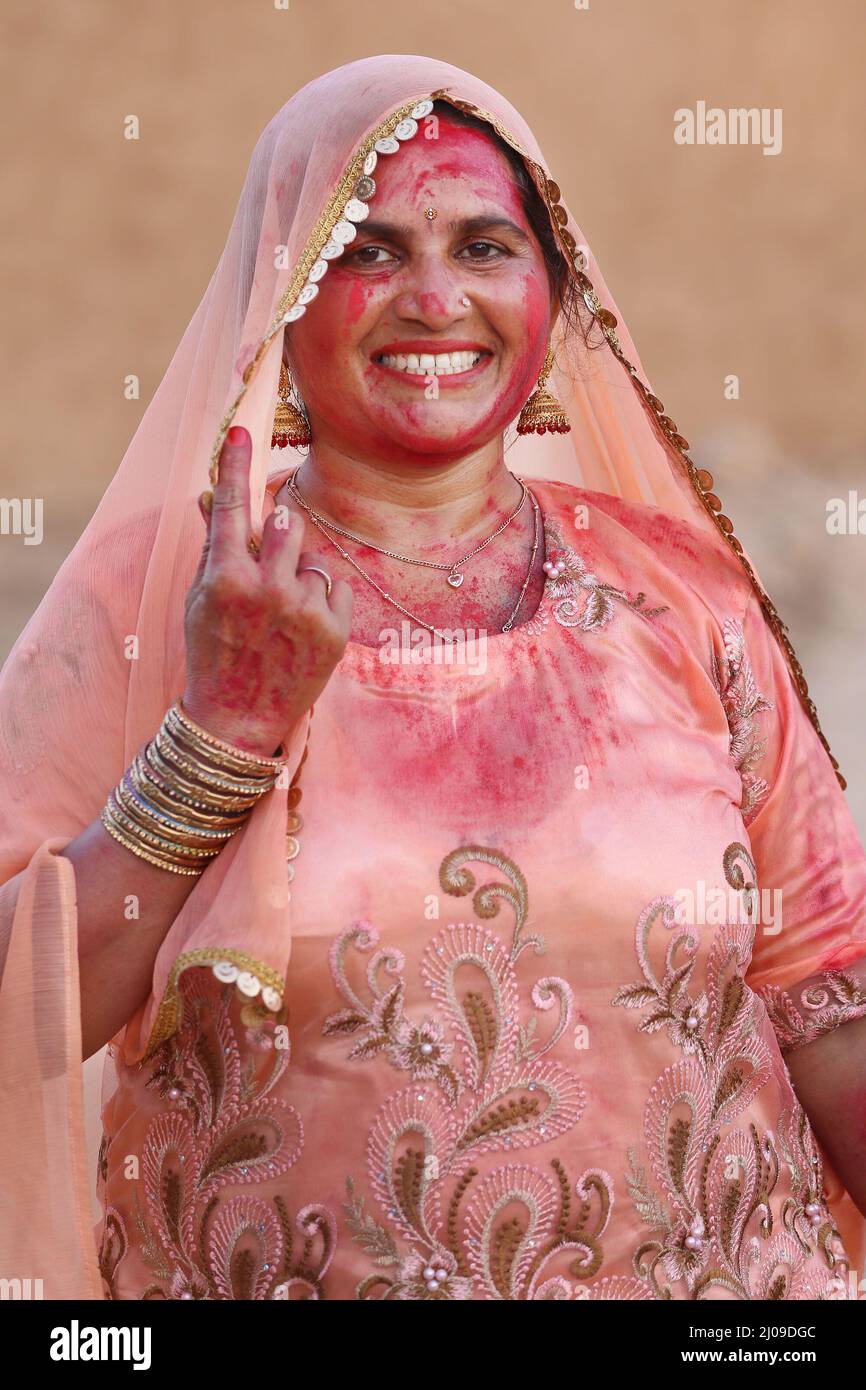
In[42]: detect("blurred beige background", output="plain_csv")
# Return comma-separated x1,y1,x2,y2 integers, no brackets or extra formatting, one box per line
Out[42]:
2,0,865,836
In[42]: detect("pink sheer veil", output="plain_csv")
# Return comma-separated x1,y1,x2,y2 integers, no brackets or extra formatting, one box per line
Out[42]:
0,54,845,1297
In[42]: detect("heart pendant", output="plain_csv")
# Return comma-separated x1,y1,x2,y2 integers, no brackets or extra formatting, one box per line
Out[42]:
446,571,464,588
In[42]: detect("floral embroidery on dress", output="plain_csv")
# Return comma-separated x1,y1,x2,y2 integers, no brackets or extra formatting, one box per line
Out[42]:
611,842,850,1300
541,522,669,632
99,970,339,1299
98,1206,128,1299
760,968,866,1054
711,616,773,824
323,845,624,1300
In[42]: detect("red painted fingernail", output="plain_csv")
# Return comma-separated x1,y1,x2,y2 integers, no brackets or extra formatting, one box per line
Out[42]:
227,425,246,445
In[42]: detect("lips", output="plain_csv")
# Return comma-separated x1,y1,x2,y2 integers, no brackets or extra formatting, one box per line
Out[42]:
371,341,494,385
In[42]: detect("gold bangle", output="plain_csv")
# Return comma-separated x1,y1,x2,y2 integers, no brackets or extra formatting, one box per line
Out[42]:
100,809,205,876
130,756,249,831
98,698,291,878
116,775,236,845
166,728,275,794
104,793,212,862
149,733,270,807
105,792,220,861
133,752,248,821
167,718,278,785
102,801,207,870
142,741,258,816
152,729,274,801
172,701,289,773
122,766,238,837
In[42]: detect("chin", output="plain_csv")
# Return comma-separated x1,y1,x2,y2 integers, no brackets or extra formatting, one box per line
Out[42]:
375,406,512,457
380,428,501,465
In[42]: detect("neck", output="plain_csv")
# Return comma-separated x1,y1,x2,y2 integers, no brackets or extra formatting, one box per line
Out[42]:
290,438,523,553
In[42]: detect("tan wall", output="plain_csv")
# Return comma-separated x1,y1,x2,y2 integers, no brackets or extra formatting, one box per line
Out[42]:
2,0,864,825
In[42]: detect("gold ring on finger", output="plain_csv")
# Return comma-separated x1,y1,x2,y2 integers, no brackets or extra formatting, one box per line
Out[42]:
297,564,333,599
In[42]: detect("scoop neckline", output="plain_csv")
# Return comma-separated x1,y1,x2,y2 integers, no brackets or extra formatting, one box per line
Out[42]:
265,464,557,657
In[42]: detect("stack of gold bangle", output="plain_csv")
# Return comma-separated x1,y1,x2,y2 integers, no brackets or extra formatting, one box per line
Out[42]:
100,702,289,875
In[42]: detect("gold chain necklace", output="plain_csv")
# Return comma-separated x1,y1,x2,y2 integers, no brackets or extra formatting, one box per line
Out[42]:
288,467,528,589
284,477,543,643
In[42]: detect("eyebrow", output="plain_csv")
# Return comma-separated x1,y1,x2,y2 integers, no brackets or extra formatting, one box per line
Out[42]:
354,214,532,245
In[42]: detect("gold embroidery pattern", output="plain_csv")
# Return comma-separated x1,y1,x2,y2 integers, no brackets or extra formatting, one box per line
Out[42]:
98,1207,128,1300
710,617,774,825
142,947,287,1061
760,969,866,1054
101,969,338,1300
323,846,625,1300
611,842,850,1299
541,522,669,632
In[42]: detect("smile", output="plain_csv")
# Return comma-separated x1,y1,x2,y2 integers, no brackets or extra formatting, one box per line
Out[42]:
372,349,493,383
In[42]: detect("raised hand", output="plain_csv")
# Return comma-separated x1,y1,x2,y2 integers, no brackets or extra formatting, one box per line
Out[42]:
182,425,352,754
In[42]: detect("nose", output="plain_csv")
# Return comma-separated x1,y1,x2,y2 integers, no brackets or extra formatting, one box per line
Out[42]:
392,260,472,329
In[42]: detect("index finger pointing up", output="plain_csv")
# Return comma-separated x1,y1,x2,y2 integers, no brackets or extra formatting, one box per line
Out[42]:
208,425,253,561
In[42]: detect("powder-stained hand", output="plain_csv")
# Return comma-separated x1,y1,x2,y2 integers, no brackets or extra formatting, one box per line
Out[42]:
182,425,352,755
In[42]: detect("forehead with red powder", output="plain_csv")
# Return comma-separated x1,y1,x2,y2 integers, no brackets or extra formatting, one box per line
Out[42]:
377,108,528,218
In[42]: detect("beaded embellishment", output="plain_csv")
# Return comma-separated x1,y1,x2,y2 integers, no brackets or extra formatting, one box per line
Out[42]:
209,96,433,483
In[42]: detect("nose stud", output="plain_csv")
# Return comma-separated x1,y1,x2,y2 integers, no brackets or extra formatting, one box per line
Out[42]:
460,296,470,307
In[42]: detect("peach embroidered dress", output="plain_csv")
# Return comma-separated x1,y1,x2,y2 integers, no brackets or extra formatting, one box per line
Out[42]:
94,473,866,1301
1,55,865,1302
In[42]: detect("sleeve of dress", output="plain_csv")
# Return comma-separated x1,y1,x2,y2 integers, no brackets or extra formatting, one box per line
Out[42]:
737,588,866,1055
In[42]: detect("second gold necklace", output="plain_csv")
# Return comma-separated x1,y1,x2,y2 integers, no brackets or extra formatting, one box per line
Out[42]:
285,474,543,643
287,467,528,589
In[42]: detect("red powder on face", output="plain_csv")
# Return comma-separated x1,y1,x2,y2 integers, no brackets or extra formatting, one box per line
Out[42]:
346,276,376,326
284,112,554,467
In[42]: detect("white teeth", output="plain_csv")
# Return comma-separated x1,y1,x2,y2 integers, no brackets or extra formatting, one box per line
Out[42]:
377,349,484,375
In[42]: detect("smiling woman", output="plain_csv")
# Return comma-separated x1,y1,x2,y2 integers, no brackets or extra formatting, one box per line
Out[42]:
282,104,567,463
1,55,866,1303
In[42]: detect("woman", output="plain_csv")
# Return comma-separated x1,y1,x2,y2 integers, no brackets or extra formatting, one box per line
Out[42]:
1,54,865,1302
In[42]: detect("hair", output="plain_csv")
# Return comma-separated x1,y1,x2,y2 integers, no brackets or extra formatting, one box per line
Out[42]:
431,100,604,354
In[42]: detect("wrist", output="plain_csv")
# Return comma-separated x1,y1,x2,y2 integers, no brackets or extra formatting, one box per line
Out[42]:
179,694,284,759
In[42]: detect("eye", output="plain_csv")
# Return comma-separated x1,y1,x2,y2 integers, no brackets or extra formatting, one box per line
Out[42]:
344,244,398,267
457,240,508,262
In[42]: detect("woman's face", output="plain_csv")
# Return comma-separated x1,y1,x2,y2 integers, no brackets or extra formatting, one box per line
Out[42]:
284,112,558,467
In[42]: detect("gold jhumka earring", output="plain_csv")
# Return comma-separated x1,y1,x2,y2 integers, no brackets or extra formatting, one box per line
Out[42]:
272,359,312,448
516,345,571,435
